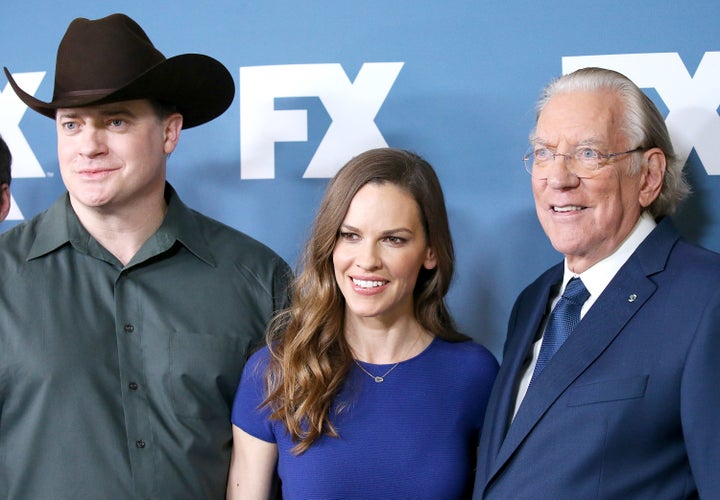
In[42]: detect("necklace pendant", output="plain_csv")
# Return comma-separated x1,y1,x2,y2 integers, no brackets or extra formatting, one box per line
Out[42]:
374,376,384,383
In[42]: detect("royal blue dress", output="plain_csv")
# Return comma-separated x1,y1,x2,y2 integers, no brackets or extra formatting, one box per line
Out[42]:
231,337,498,499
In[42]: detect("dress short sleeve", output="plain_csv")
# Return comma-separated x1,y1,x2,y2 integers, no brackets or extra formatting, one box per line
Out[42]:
230,346,276,443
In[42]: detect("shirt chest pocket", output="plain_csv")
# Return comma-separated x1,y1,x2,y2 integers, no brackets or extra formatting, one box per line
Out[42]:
566,375,649,407
169,331,252,419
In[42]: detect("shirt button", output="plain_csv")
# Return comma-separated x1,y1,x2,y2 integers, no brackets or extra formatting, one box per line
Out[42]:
124,324,135,333
129,382,139,391
136,440,146,448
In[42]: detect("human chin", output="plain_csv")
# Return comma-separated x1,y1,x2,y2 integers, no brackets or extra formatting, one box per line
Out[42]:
67,179,118,207
342,295,384,320
543,222,591,256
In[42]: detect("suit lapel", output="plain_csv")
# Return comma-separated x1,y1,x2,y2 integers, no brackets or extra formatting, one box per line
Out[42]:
479,266,561,480
485,231,678,490
483,218,680,493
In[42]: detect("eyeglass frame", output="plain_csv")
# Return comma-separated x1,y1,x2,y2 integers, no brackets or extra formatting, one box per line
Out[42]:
523,145,644,179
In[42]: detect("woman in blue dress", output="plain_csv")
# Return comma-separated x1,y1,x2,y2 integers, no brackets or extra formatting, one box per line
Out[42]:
228,148,499,499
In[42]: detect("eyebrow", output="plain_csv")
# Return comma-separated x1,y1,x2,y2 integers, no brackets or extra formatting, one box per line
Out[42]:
340,223,414,236
530,136,607,148
56,106,138,120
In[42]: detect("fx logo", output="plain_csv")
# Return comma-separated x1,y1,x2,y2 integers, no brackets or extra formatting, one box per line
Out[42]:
0,72,47,220
563,52,720,175
240,62,403,179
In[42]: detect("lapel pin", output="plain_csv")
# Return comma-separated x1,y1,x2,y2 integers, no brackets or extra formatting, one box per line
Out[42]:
628,293,637,302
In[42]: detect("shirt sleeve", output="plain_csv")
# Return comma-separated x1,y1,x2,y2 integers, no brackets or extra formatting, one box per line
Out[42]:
230,347,277,443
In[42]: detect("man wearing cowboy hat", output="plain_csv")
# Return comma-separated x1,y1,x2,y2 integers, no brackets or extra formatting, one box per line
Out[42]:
0,13,290,499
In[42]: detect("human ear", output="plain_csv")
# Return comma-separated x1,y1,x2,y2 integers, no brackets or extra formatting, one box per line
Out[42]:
163,113,183,155
638,148,666,208
0,184,10,222
423,247,438,270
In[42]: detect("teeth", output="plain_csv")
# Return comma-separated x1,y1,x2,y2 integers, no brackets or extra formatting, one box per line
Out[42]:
553,205,584,212
353,278,386,288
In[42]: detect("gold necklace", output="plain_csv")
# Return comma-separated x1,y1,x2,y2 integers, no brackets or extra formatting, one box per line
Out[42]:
352,331,424,383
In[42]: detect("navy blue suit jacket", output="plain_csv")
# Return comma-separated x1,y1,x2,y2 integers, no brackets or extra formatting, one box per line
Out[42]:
474,218,720,498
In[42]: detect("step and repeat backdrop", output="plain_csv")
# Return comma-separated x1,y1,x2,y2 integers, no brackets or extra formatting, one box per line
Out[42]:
2,1,719,357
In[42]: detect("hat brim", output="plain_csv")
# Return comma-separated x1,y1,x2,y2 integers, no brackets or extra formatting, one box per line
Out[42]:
4,53,234,129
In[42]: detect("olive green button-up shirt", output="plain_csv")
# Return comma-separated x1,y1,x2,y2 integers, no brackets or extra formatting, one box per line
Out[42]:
0,184,291,499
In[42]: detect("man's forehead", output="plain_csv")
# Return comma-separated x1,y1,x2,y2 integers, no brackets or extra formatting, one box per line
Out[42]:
534,91,623,145
56,99,153,117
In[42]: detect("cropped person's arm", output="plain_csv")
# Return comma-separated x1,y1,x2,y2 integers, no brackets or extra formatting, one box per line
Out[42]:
226,424,278,500
683,297,720,496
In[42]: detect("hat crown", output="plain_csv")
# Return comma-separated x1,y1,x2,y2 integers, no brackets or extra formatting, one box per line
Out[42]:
53,14,166,100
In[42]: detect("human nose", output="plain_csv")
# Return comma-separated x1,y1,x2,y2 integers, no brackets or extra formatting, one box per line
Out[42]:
354,241,381,270
78,126,108,157
543,153,581,188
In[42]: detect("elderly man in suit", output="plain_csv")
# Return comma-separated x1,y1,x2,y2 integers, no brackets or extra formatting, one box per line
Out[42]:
474,67,720,498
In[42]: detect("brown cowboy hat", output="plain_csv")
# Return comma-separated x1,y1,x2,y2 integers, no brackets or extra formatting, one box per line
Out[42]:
3,13,234,129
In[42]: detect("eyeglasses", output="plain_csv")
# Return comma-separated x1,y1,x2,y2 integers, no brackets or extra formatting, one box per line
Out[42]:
523,146,643,179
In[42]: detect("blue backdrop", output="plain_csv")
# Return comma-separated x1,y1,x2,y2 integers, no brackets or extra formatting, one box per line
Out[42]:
2,1,719,358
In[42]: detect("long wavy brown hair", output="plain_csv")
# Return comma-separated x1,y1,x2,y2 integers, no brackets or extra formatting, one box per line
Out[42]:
262,147,469,454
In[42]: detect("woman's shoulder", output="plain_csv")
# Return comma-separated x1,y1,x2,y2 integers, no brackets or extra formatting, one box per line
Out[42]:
242,344,273,376
431,338,499,373
433,337,495,359
247,343,272,360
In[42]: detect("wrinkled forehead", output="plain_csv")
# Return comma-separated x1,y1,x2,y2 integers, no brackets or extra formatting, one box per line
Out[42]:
534,90,627,149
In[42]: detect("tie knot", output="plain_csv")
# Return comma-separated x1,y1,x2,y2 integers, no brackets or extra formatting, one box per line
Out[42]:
562,277,590,305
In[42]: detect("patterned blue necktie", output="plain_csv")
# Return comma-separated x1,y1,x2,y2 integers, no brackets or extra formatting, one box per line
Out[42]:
531,277,590,384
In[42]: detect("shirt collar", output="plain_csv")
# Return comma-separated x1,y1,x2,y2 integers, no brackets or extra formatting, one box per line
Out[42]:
562,211,656,311
27,193,76,260
27,183,215,268
150,184,215,267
